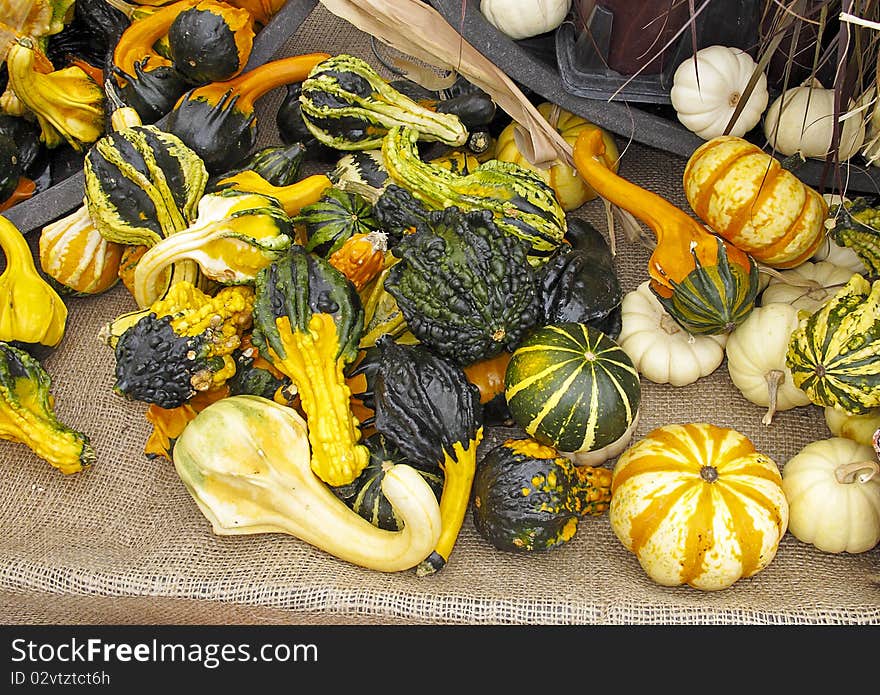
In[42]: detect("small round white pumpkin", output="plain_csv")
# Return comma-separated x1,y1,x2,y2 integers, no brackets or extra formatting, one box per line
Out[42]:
782,437,880,554
763,80,867,160
616,281,727,386
760,261,856,314
670,45,768,140
480,0,571,40
725,302,812,425
824,405,880,447
811,194,868,273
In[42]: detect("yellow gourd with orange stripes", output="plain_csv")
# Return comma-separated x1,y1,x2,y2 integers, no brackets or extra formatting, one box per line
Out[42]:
609,423,789,591
683,136,827,268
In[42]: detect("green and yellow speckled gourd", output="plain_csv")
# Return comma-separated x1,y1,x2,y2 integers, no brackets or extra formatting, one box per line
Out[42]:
0,342,95,475
298,54,469,150
786,273,880,414
472,438,612,553
828,197,880,275
251,245,369,488
382,125,567,266
573,129,759,335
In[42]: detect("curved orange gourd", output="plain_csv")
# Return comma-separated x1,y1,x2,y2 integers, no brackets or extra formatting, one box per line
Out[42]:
572,129,759,335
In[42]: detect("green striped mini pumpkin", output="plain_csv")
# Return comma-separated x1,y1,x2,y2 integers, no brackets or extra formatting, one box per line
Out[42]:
505,322,641,463
786,273,880,414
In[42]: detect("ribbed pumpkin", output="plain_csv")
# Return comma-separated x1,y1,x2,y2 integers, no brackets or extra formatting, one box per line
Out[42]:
494,102,619,211
609,423,789,591
683,135,827,268
505,322,641,465
786,273,880,414
295,187,381,257
39,207,125,295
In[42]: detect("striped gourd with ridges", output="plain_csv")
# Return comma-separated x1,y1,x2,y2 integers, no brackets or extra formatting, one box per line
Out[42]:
609,423,789,591
382,125,566,266
786,273,880,414
504,322,640,464
683,136,827,268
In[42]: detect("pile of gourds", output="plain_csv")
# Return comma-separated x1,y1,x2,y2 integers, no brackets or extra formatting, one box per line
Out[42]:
2,12,879,591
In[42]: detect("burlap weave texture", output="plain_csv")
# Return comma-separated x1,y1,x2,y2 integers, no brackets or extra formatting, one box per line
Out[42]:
1,4,878,625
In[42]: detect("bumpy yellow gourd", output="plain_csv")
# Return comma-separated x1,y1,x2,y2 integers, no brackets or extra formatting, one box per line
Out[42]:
264,314,370,487
0,215,67,347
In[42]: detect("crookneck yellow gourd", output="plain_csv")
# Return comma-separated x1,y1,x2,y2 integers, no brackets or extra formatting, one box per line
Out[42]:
0,214,67,347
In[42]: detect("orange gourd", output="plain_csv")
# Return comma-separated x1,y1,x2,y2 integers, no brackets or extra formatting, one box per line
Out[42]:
609,423,789,591
572,129,759,335
683,136,827,268
327,230,387,291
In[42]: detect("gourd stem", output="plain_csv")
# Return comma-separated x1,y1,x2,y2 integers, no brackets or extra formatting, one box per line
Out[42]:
834,460,880,484
572,130,707,251
762,369,784,426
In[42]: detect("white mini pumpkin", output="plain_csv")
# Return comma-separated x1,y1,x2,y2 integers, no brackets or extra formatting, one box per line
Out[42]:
759,261,856,314
670,45,768,140
616,281,727,386
480,0,572,40
725,302,812,425
764,79,867,161
782,437,880,554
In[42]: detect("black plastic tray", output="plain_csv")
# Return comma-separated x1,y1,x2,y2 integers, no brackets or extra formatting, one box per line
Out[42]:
426,0,880,198
1,0,319,236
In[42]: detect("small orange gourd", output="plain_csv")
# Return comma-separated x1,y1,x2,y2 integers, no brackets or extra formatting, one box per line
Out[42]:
683,136,827,268
327,230,387,291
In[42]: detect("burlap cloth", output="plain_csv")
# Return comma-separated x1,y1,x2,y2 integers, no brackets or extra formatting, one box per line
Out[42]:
2,5,878,626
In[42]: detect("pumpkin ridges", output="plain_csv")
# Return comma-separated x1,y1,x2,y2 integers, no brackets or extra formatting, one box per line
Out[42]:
626,480,696,555
686,143,755,223
714,485,770,578
681,482,716,584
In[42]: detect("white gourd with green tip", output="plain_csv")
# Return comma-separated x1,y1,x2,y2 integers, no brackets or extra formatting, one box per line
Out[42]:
725,302,811,425
670,45,768,140
782,437,880,554
616,281,727,387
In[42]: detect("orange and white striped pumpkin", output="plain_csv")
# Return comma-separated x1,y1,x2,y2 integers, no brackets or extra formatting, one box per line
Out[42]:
609,422,789,591
39,206,124,295
683,136,827,268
